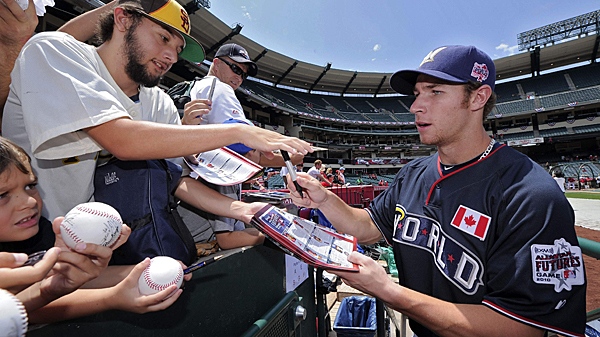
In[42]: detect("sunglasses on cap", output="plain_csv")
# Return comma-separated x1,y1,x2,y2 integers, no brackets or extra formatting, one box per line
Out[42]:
217,57,248,79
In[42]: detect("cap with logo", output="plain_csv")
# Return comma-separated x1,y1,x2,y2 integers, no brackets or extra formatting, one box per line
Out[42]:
215,43,258,77
389,45,495,95
129,0,205,63
222,118,254,155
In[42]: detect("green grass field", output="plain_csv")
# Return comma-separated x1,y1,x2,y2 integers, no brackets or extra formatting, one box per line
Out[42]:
566,190,600,200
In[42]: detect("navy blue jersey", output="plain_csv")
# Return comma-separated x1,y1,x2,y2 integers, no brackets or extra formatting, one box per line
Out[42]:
368,144,585,337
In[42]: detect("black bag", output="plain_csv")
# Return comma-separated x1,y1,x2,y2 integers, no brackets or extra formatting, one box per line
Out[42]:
166,77,202,109
94,158,197,265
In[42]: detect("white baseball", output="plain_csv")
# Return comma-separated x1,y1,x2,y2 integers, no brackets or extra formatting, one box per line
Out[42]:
138,256,184,296
60,202,122,249
0,289,28,337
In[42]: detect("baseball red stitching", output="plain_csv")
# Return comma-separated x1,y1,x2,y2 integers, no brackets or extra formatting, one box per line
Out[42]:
77,205,121,222
61,225,82,244
142,264,183,291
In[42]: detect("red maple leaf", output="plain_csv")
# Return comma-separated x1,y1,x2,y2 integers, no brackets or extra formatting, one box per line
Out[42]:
464,215,477,227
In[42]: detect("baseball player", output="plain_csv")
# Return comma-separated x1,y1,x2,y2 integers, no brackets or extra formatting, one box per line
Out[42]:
289,45,585,337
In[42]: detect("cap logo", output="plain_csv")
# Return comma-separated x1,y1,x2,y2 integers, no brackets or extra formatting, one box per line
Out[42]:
179,9,190,33
238,49,249,60
420,46,446,67
471,62,489,83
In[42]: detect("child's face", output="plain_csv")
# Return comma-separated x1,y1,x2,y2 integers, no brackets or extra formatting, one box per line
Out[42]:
0,164,42,242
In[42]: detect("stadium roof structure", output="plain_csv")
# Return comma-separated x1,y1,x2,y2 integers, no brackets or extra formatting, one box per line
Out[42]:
183,5,600,96
47,0,600,96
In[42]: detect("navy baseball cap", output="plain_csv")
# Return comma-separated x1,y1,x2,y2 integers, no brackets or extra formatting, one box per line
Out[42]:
390,45,495,95
222,118,253,155
215,43,258,77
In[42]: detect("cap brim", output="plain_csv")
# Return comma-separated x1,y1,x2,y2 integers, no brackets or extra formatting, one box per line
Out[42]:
180,34,205,64
390,69,467,95
230,56,258,76
141,13,205,64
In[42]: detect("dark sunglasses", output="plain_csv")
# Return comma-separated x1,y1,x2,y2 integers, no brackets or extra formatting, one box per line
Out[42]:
217,57,248,79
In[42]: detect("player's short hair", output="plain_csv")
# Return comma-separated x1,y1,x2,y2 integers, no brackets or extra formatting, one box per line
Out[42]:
314,159,322,165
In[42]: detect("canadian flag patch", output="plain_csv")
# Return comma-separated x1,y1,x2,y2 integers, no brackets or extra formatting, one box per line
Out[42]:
451,205,491,241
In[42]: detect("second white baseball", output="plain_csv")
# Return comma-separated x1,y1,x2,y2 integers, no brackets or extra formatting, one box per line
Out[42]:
0,288,28,337
138,256,184,296
60,202,122,249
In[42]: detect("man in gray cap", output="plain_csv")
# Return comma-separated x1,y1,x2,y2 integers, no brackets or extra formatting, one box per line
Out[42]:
289,45,585,337
182,43,258,125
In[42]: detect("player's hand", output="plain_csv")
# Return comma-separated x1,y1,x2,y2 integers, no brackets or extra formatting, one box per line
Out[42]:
230,201,268,224
0,248,60,294
111,258,183,313
328,251,394,300
182,99,211,125
287,172,330,208
236,125,313,159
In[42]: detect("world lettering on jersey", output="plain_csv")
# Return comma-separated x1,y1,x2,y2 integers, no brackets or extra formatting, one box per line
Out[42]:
530,238,584,293
392,205,484,295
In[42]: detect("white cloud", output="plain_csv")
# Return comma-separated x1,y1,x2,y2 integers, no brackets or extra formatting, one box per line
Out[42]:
373,44,381,52
495,43,519,56
241,5,251,20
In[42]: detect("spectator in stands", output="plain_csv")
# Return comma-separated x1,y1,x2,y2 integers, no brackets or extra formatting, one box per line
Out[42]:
325,167,334,183
552,170,566,193
3,0,312,221
0,0,38,127
288,45,585,336
307,159,323,180
333,167,346,186
319,166,332,187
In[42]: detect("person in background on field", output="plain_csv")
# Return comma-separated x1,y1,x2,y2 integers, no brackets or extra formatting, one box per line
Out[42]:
552,170,566,193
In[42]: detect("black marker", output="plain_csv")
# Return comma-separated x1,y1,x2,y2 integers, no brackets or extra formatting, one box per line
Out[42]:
23,250,47,266
280,150,303,198
183,255,223,274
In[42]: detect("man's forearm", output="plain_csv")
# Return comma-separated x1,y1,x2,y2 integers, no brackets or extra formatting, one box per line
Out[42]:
175,177,242,219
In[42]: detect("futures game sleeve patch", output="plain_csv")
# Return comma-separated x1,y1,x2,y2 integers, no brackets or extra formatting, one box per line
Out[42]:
530,238,584,293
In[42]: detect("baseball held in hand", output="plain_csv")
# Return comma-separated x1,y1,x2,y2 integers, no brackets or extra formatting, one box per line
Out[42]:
60,202,122,249
138,256,184,296
0,288,28,337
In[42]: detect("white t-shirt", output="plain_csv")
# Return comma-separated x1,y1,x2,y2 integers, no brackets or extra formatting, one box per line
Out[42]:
307,166,321,180
188,76,249,125
3,32,180,219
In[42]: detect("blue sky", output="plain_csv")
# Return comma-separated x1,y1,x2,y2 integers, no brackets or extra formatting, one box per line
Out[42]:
207,1,600,73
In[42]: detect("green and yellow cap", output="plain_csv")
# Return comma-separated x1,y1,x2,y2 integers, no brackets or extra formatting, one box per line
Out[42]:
129,0,205,63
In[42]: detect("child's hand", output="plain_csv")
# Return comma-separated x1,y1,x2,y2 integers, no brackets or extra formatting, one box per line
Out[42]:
0,248,60,293
111,258,184,313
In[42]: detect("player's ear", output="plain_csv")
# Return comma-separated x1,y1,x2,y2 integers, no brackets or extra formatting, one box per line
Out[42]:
471,84,492,112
